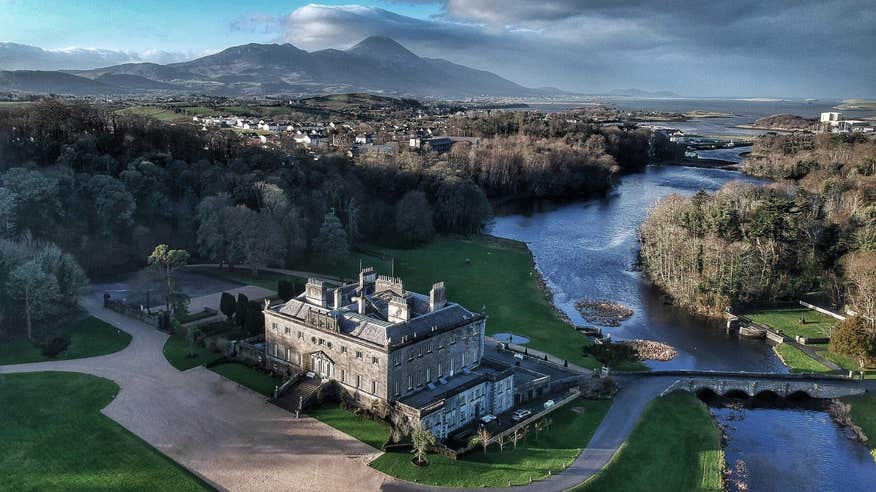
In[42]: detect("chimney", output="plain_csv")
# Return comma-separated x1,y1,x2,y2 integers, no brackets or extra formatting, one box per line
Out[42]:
305,278,327,307
388,294,411,323
359,267,377,294
357,296,366,315
429,282,446,312
333,288,342,309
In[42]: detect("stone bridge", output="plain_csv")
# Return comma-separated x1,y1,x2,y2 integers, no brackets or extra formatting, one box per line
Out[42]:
644,370,867,399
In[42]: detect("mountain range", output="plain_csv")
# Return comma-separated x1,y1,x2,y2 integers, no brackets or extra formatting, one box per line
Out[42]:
0,37,542,98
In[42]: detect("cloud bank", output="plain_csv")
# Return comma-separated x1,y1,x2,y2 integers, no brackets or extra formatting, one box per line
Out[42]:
0,43,195,71
272,1,875,97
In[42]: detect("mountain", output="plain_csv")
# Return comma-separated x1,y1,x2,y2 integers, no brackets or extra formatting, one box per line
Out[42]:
0,37,535,98
0,70,119,95
607,88,682,98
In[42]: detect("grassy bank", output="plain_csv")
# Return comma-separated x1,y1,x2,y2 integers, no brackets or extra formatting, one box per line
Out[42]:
575,392,723,492
0,372,210,491
745,307,835,339
308,401,391,450
369,399,611,487
208,361,283,396
843,394,876,461
773,343,832,374
295,235,601,369
0,316,131,365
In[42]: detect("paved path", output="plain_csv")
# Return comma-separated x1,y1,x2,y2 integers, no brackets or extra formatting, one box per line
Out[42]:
0,289,676,492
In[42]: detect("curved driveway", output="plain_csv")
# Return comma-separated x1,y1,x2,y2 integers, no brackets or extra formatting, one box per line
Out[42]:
0,290,674,492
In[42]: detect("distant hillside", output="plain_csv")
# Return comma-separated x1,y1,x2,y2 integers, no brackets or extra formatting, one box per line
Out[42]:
0,37,535,98
747,114,816,131
0,70,118,95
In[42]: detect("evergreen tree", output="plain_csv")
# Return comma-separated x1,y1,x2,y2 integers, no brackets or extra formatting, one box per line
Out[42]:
314,210,349,258
220,292,236,321
235,293,250,328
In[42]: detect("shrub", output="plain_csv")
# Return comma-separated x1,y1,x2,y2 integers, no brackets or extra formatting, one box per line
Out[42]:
41,335,70,358
830,316,875,369
583,341,639,366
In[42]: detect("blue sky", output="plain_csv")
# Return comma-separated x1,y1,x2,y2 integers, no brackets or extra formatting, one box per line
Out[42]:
1,1,873,98
0,1,439,53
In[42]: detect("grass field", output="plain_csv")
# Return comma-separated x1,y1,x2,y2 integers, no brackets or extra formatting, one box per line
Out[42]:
773,343,832,374
294,235,601,369
369,398,612,487
745,307,836,339
843,394,876,461
0,316,131,365
0,372,210,491
208,362,283,396
163,332,225,371
820,350,876,379
574,392,723,492
308,401,391,450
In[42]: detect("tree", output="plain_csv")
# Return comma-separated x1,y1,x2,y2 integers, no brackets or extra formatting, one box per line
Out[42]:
196,193,233,265
245,300,265,336
83,174,136,237
0,167,60,235
147,244,190,317
228,207,285,276
220,292,236,321
830,317,875,369
7,259,60,341
277,280,297,301
511,427,522,449
496,433,506,453
534,419,545,441
395,191,434,245
235,293,250,328
845,251,876,326
522,424,532,445
477,426,492,454
410,422,437,465
314,210,349,258
0,187,18,238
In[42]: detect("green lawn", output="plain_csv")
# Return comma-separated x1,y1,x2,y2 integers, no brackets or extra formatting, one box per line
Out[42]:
295,235,601,369
773,343,832,374
163,333,225,371
820,350,876,379
574,392,723,492
843,394,876,461
308,401,391,450
208,362,283,396
188,266,304,292
369,399,612,487
745,307,836,339
0,316,131,365
0,372,210,491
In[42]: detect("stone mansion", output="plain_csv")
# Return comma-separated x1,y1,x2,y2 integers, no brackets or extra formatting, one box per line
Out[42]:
263,268,514,439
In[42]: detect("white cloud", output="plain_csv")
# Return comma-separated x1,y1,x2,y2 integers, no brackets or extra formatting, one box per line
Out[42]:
0,43,196,70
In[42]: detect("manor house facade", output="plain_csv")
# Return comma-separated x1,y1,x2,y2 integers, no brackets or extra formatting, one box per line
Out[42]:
263,268,514,439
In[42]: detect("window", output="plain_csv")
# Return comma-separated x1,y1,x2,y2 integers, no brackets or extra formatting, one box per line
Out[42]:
393,353,400,366
427,341,433,353
418,346,423,357
356,350,363,360
285,347,292,362
395,380,400,396
371,380,377,395
327,342,332,349
341,369,346,383
407,349,413,361
284,326,290,335
415,371,421,387
407,374,413,390
426,367,431,382
450,334,456,345
318,338,325,346
272,322,278,331
438,361,443,377
356,374,361,388
462,352,467,366
372,356,379,365
341,346,347,354
298,331,303,339
311,336,316,344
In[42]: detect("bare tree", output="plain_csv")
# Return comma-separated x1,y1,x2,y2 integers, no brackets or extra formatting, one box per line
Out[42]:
477,426,492,454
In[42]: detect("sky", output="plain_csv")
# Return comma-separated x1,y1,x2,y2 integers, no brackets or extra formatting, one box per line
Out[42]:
0,0,873,98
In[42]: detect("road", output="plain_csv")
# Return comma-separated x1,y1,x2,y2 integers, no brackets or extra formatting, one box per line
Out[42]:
0,289,679,492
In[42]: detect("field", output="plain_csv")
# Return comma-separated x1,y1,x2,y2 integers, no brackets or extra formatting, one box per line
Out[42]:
0,316,131,365
773,343,831,374
369,398,612,487
208,361,283,396
745,307,836,339
295,235,601,368
574,392,724,492
0,372,209,491
163,331,226,371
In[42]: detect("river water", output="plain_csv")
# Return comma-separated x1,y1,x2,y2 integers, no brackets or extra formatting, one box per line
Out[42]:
487,162,876,489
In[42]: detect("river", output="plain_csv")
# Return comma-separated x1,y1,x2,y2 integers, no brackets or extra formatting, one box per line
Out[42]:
487,163,876,490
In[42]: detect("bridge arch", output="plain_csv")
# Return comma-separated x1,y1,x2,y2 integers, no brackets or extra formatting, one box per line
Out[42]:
723,389,751,399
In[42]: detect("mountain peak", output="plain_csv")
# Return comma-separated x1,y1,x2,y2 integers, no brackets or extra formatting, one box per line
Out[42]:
346,36,418,60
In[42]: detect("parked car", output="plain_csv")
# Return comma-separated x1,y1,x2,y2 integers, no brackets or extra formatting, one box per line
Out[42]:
480,414,497,424
513,352,524,360
543,399,555,409
512,409,532,421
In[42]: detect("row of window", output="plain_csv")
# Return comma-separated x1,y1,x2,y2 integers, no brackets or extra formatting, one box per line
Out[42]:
339,368,379,396
272,323,381,366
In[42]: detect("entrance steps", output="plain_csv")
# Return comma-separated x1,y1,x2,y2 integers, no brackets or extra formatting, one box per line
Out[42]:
274,375,322,413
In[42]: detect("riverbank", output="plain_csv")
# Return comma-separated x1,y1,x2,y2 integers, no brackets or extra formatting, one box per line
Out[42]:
842,394,876,461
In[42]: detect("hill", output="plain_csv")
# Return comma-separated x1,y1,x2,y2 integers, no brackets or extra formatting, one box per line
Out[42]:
0,37,534,98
